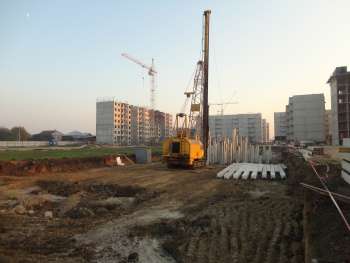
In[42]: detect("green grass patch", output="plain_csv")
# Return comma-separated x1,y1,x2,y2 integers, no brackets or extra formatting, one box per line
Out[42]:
0,146,162,161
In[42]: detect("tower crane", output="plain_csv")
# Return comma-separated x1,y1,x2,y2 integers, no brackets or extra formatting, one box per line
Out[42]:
121,53,157,110
209,102,238,115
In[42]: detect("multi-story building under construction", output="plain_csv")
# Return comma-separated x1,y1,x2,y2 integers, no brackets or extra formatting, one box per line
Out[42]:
262,118,270,143
96,98,172,145
286,94,325,143
328,66,350,145
209,113,264,143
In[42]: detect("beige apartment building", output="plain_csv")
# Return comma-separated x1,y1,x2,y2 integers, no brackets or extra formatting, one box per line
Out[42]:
96,99,172,145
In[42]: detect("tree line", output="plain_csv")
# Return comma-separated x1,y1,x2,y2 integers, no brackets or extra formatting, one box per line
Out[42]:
0,127,31,141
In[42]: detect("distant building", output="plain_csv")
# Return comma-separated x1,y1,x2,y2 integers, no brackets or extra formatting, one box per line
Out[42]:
209,113,263,143
130,106,151,145
262,119,270,143
325,109,332,145
154,110,173,141
96,99,172,145
274,112,287,141
286,94,325,143
62,131,96,143
327,66,350,145
31,130,63,141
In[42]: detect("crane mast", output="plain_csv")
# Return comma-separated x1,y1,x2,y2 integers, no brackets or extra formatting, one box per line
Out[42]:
210,102,238,115
188,60,204,138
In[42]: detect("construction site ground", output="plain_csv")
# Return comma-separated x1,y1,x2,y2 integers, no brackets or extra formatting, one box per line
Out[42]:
0,155,349,262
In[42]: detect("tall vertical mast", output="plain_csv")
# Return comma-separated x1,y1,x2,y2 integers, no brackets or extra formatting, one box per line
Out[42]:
202,10,211,160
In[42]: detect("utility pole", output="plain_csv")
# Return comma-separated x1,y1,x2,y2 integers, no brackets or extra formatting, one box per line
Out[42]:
202,10,211,160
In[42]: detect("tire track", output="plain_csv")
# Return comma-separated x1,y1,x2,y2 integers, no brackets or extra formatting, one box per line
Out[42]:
162,186,304,263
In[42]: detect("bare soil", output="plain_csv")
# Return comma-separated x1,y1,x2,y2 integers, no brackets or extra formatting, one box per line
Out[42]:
0,156,348,263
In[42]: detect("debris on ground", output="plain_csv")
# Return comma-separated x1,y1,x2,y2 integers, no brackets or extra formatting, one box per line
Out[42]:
44,210,53,218
13,204,26,215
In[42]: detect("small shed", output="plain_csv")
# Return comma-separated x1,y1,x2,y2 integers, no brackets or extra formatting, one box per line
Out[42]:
134,147,152,164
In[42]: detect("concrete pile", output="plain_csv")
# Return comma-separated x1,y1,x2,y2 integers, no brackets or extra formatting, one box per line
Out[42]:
217,163,287,180
207,129,272,165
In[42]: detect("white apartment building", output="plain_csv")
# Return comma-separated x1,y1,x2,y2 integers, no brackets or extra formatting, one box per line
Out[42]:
96,99,172,145
274,112,287,140
209,113,263,143
286,94,325,143
96,100,131,145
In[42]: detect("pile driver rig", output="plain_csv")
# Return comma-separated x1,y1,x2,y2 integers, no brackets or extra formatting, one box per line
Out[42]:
163,10,211,168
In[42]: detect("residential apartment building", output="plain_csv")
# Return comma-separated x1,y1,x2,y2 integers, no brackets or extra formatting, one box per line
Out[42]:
130,106,151,145
154,110,173,141
327,66,350,145
286,94,325,143
209,113,263,143
96,99,172,145
274,112,287,141
325,109,332,145
262,119,270,143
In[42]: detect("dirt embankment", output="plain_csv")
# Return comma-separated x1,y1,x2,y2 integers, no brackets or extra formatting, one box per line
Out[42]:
0,155,134,176
302,165,350,262
284,153,350,263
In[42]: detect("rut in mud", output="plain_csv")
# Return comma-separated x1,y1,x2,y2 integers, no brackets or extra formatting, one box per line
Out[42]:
133,183,304,263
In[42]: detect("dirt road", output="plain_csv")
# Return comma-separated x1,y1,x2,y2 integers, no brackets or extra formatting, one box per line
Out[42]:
0,162,304,262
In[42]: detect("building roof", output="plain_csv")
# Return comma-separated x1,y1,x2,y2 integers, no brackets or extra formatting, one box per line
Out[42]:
209,113,262,118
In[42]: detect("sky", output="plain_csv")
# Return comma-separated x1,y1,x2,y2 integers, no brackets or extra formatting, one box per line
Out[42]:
1,0,350,137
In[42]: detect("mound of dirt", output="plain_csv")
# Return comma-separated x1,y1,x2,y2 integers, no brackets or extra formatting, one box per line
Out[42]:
0,155,135,176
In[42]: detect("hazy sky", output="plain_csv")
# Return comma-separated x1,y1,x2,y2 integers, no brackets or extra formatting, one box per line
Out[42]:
1,1,350,136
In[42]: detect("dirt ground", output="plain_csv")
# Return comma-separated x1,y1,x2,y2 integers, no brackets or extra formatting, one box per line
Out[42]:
0,157,347,262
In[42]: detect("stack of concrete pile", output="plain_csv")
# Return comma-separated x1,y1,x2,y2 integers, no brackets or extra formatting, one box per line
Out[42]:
207,129,272,165
217,163,287,180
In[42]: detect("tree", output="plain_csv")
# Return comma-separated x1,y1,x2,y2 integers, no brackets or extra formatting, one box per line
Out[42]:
31,130,55,141
10,127,31,141
0,127,15,140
